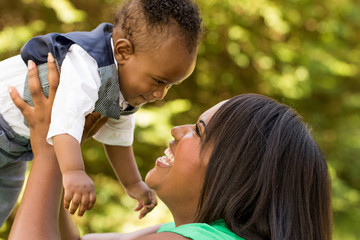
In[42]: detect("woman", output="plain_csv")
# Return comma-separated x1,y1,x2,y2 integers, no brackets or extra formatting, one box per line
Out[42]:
8,58,332,239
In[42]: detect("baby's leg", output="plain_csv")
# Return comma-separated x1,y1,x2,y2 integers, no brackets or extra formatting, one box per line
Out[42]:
0,113,31,227
0,160,27,227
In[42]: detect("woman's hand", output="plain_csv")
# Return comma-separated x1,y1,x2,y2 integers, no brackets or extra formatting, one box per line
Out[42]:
9,53,59,155
8,52,108,240
9,53,108,149
8,53,63,240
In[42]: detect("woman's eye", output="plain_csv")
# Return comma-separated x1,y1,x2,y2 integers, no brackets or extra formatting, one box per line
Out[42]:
195,124,201,137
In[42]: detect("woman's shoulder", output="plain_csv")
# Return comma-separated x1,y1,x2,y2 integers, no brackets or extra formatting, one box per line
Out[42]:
157,220,245,240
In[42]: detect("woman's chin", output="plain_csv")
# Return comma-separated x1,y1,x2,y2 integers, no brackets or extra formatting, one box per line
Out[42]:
145,166,168,190
145,168,157,189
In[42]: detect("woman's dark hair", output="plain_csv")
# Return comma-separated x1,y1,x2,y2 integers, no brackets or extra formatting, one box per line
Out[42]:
196,94,332,240
113,0,203,53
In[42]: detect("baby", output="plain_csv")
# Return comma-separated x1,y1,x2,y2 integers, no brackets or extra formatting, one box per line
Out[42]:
0,0,203,226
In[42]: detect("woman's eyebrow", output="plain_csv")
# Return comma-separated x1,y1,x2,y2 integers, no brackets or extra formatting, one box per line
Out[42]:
199,119,206,129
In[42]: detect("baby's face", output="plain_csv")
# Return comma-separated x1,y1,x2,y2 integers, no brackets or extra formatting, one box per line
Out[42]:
116,36,197,107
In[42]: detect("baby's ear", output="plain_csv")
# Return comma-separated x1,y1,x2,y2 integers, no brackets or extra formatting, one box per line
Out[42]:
114,38,134,64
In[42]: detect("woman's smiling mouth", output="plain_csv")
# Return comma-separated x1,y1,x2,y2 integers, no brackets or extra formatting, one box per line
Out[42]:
156,148,175,167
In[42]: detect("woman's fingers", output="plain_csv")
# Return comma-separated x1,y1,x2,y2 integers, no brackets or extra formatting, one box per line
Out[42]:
28,60,46,107
47,52,59,103
8,59,44,120
9,55,59,128
9,87,32,118
27,53,59,109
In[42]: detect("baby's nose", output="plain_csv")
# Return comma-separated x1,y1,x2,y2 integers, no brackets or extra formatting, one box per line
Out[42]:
152,86,168,100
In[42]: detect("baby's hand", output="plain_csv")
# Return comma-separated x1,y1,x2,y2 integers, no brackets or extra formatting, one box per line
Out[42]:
62,170,96,217
125,181,157,219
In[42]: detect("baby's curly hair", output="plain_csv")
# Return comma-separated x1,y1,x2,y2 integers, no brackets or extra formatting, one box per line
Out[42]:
113,0,203,53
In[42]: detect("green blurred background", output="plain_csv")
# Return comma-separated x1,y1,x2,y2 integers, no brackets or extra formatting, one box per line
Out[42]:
0,0,359,239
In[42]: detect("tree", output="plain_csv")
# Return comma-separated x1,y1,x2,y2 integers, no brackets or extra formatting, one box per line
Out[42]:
1,0,359,239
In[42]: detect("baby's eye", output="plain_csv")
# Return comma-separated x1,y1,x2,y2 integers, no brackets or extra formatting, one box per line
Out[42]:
154,78,165,85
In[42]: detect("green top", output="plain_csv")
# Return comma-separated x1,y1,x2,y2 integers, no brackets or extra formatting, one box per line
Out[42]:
157,219,245,240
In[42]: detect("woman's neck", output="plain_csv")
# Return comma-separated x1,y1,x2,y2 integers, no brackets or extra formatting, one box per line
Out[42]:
165,199,198,226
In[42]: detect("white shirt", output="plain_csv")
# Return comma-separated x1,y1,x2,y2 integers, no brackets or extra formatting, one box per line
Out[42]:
0,43,135,146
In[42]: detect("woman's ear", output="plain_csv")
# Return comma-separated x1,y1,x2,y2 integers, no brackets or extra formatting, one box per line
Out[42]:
114,38,134,64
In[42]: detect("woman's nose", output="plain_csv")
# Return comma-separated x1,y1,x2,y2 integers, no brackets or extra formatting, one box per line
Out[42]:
171,125,191,140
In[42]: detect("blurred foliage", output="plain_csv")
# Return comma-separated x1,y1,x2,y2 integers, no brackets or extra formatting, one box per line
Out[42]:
0,0,359,239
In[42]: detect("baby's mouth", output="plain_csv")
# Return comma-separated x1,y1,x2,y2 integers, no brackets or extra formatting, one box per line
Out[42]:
157,148,175,167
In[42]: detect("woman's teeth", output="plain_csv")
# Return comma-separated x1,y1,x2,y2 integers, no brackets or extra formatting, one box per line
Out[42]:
158,156,171,166
157,148,175,167
164,148,174,163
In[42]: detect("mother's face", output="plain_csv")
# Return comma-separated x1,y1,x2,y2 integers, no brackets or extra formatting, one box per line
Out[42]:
145,100,226,206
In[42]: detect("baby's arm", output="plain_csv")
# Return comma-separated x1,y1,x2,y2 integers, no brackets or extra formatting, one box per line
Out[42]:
105,145,157,218
53,134,96,217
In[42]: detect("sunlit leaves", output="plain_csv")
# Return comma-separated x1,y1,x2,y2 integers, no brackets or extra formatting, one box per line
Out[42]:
0,20,45,55
135,99,192,146
43,0,86,24
0,0,359,239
